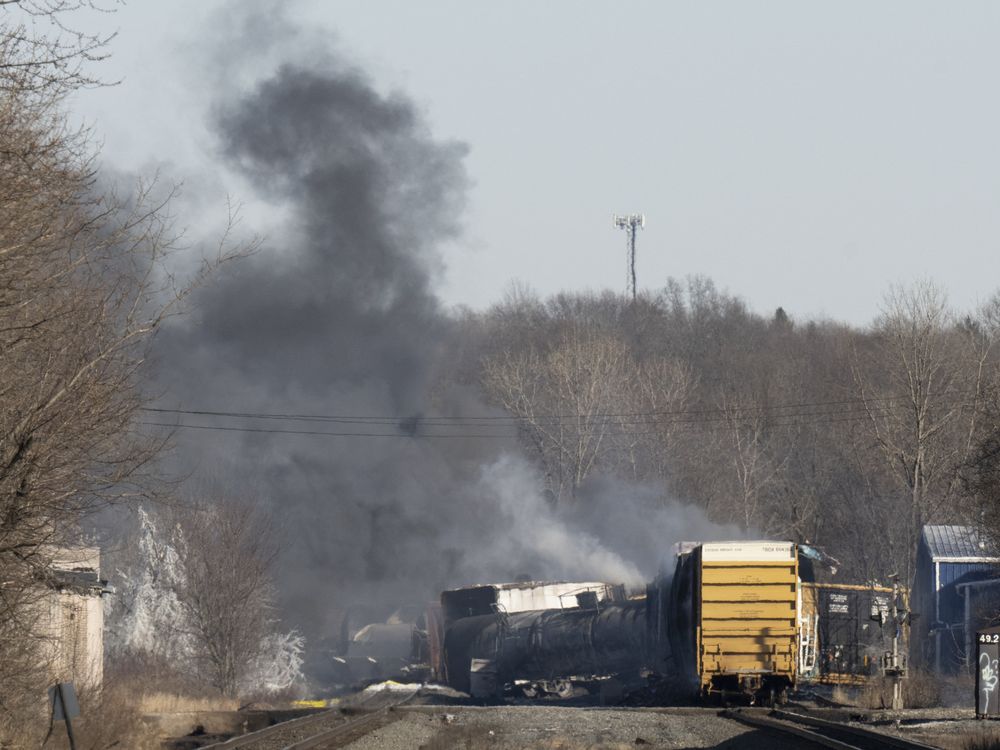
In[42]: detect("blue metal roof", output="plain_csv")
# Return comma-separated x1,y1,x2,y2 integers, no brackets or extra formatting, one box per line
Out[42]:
922,525,998,561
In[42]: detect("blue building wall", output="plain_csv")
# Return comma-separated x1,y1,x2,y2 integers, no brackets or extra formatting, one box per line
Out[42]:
938,563,999,624
915,567,1000,670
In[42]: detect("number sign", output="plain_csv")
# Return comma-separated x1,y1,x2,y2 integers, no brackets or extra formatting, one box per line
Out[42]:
977,631,1000,718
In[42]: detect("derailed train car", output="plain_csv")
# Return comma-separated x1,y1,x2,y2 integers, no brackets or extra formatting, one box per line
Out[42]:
658,541,799,703
430,580,643,697
430,541,903,704
442,599,648,695
435,544,802,703
659,542,904,702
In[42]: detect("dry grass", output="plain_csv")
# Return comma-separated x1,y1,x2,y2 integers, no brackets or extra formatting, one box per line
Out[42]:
106,654,248,714
5,658,289,749
962,732,1000,750
37,681,150,750
904,670,943,708
853,675,912,709
848,669,972,709
135,691,240,714
0,681,148,749
24,660,242,749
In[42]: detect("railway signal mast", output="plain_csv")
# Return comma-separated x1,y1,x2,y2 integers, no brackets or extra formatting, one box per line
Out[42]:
613,213,645,301
879,574,909,710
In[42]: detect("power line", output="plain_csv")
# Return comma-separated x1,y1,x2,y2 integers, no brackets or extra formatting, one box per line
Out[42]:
139,390,975,427
136,421,517,439
137,394,977,440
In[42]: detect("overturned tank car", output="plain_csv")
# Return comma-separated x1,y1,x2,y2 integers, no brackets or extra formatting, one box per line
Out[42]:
442,599,649,696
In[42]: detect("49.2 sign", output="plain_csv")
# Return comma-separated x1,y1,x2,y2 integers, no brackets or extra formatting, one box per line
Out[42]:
977,629,1000,718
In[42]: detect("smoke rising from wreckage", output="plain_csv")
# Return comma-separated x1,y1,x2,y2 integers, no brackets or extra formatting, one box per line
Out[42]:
334,542,908,707
148,8,742,682
141,8,912,705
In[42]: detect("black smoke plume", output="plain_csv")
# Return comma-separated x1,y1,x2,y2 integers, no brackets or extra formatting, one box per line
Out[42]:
149,14,740,678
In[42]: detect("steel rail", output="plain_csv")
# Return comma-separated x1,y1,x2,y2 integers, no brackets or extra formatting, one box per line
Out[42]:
201,688,416,750
200,708,338,750
771,710,940,749
722,708,941,750
280,706,396,749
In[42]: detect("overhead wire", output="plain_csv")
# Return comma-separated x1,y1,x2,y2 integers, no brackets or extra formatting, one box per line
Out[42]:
136,391,980,439
139,389,973,427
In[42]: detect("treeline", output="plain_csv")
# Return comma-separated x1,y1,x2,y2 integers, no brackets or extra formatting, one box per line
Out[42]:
453,278,1000,585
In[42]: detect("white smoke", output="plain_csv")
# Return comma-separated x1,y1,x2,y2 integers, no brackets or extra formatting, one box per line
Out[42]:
469,456,646,586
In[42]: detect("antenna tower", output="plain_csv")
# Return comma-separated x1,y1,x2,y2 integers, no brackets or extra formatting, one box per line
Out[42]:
613,213,645,301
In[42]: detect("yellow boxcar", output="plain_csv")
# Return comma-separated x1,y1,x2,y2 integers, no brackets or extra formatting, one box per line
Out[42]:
671,541,798,703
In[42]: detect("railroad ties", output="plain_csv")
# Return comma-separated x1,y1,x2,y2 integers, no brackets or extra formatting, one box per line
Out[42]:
201,687,417,750
722,708,942,750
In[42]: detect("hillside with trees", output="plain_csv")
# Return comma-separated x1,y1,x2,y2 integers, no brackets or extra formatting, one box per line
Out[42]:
461,279,1000,585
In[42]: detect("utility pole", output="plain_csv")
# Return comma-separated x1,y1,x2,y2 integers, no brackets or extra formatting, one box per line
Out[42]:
613,213,645,301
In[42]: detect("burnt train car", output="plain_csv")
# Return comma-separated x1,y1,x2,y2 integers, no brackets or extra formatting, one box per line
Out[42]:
430,580,640,697
442,599,648,696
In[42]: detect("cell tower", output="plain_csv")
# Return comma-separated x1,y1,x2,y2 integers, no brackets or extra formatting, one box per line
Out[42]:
613,213,645,301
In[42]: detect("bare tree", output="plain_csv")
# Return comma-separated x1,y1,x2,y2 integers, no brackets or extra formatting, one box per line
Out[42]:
483,326,636,504
0,3,250,735
172,498,282,697
718,391,786,532
620,357,694,484
853,282,987,582
104,502,301,699
0,0,116,94
961,292,1000,549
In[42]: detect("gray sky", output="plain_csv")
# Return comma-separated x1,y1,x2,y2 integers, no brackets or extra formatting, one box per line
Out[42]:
72,1,1000,325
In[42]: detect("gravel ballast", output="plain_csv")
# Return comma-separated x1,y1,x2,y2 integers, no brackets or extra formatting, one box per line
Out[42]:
339,706,809,749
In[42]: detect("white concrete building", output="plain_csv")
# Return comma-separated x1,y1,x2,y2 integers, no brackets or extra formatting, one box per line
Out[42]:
39,547,109,689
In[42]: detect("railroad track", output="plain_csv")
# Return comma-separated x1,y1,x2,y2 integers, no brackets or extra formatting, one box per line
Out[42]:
722,708,941,750
201,687,416,750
